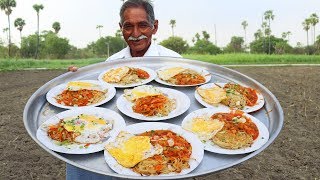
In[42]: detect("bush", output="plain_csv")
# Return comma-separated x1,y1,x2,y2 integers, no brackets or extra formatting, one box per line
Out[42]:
160,36,189,54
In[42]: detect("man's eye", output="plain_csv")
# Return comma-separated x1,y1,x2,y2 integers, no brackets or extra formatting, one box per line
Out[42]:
123,25,133,29
139,24,150,28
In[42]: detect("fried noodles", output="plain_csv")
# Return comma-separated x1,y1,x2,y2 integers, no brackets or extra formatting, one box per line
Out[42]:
132,95,176,117
55,89,106,107
132,130,192,175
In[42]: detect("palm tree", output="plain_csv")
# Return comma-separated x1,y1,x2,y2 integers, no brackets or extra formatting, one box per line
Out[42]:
33,4,44,59
241,20,248,47
0,0,16,57
195,33,200,41
309,13,319,44
264,10,275,54
153,37,157,43
14,18,25,45
302,18,311,47
169,19,176,37
52,22,61,34
202,31,210,41
96,25,103,38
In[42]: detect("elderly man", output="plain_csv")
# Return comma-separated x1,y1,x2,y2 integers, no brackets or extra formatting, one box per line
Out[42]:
69,0,180,71
67,0,181,179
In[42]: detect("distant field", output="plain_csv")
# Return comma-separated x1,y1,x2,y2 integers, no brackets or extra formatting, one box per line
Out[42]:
1,54,320,71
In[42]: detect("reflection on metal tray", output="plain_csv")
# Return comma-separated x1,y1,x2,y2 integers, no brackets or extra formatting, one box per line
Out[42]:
23,57,283,179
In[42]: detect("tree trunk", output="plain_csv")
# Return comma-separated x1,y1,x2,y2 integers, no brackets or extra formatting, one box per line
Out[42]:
7,15,11,58
268,19,271,54
35,13,40,59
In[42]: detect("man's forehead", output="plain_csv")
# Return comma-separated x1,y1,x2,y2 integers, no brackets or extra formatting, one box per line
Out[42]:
122,7,150,24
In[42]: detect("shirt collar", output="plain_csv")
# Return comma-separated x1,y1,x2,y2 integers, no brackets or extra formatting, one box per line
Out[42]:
122,43,159,58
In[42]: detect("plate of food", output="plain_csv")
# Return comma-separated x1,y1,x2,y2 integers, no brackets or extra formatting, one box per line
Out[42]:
104,122,204,176
181,107,269,154
46,80,116,109
155,65,211,87
116,85,190,121
98,66,157,88
36,107,126,154
195,82,264,113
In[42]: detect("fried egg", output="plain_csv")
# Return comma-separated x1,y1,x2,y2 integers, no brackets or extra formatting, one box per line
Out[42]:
183,116,224,141
124,85,163,102
158,67,186,80
66,81,103,91
103,66,130,83
197,86,227,104
63,114,112,144
105,131,163,168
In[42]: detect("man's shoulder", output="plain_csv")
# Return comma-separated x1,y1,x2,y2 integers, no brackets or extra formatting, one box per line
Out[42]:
155,44,182,58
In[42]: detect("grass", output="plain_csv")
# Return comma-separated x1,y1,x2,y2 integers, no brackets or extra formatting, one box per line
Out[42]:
183,54,320,65
0,54,320,71
0,58,105,71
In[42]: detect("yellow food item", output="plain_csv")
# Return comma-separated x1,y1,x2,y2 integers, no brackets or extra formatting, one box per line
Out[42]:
103,66,130,83
197,86,227,104
158,67,186,80
66,81,102,91
105,131,163,168
124,85,162,102
183,116,224,141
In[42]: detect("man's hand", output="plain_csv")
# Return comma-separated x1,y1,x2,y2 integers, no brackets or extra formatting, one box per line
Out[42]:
68,66,78,72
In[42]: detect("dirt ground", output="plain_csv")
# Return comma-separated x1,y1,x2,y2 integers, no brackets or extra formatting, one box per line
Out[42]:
0,66,319,180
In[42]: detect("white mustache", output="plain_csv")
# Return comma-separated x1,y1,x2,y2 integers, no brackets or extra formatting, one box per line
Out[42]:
128,35,147,41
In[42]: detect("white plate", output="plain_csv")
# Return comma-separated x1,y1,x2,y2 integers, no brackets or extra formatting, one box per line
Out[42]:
155,64,211,87
181,107,269,154
104,122,204,176
195,83,265,113
46,80,116,109
116,87,190,121
36,107,126,154
98,66,157,88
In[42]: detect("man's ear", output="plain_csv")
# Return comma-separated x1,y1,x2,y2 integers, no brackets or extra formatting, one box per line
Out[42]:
152,20,158,34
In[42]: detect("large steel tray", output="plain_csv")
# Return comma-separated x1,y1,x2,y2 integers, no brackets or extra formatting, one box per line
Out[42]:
23,57,283,179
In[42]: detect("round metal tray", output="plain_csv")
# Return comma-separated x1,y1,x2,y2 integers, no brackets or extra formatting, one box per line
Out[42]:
23,57,283,179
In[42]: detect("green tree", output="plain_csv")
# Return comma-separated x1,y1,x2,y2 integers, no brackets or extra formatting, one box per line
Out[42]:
14,17,25,44
41,31,70,59
202,31,210,41
241,20,248,46
224,36,244,53
160,36,189,54
264,10,275,54
250,35,289,54
93,36,125,57
309,13,319,44
96,25,103,38
302,18,311,46
254,29,263,40
20,34,38,58
169,19,176,37
33,4,44,59
281,31,291,42
195,33,200,41
52,21,61,34
0,0,16,57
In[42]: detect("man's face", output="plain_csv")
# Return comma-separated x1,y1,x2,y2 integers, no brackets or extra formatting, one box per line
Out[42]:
120,7,158,54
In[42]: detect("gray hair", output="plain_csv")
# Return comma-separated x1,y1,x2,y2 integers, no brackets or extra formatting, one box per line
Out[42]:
120,0,155,25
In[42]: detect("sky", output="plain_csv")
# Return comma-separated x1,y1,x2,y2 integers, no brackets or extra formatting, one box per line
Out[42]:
1,0,320,48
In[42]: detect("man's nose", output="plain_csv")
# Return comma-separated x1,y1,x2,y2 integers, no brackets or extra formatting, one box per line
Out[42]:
132,26,142,37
